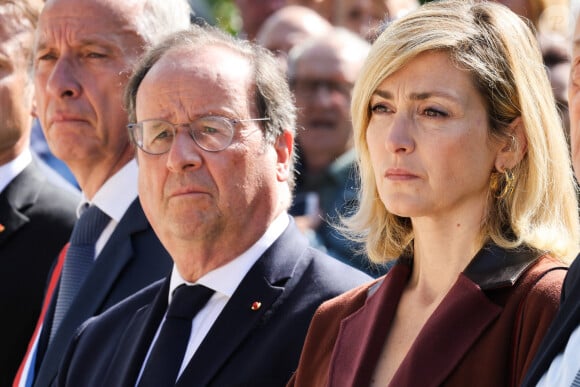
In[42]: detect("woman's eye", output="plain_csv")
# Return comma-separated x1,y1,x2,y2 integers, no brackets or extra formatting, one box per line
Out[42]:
423,108,447,117
370,104,390,114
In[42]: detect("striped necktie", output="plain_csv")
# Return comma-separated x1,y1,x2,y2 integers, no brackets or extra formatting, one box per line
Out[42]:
49,205,110,343
572,367,580,387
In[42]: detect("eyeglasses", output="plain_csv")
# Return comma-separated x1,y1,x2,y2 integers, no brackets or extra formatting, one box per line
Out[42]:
128,115,270,155
290,78,353,99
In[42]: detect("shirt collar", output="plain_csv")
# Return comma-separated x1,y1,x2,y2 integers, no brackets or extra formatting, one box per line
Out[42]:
169,212,290,303
78,159,138,221
396,243,542,291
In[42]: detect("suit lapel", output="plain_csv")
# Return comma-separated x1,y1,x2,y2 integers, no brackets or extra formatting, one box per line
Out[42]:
390,274,501,386
0,163,42,244
106,279,170,387
177,221,310,386
36,199,149,385
329,262,409,387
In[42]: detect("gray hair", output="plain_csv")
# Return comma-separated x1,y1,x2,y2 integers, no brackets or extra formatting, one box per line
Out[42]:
134,0,192,47
125,23,298,189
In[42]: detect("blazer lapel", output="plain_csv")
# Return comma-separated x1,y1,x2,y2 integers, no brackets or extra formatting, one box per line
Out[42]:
106,279,170,387
390,274,501,387
329,262,410,387
0,164,41,244
177,221,310,386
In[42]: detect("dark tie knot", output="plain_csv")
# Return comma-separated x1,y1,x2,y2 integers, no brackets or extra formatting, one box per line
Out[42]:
168,285,214,320
71,205,111,245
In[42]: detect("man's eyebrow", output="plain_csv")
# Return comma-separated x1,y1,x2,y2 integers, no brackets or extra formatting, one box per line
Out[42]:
35,37,116,52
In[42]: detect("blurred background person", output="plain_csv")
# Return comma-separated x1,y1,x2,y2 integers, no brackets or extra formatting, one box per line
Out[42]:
494,0,570,36
233,0,287,39
287,27,386,277
539,30,571,143
0,0,78,384
287,0,334,20
333,0,419,41
256,5,332,72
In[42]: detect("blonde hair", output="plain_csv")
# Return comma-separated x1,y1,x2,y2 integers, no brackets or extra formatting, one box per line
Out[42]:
347,0,579,263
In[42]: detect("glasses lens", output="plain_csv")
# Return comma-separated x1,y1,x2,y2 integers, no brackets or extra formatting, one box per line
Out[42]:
191,116,234,151
131,116,237,154
141,120,175,154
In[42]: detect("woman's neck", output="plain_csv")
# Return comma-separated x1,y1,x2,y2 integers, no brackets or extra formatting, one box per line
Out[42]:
408,215,485,301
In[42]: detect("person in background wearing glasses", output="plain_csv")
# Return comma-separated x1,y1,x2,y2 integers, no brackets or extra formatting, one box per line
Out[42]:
286,28,386,277
53,24,371,387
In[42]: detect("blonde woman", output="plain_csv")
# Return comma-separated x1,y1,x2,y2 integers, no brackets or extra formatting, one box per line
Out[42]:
287,1,579,386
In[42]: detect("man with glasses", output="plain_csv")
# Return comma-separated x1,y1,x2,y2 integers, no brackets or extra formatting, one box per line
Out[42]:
286,28,386,276
54,24,370,386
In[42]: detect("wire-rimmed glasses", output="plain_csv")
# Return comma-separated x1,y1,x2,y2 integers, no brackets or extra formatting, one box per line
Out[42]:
128,115,270,154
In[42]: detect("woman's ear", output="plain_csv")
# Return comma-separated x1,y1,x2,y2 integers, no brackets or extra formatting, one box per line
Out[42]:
494,117,527,171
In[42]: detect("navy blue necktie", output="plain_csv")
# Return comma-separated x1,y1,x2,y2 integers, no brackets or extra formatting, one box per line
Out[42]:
137,285,214,387
49,205,110,343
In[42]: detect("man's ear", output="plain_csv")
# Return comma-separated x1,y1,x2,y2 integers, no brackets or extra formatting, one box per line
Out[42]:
275,130,294,182
494,117,527,171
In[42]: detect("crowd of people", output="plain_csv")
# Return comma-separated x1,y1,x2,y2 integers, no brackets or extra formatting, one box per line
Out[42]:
1,0,580,386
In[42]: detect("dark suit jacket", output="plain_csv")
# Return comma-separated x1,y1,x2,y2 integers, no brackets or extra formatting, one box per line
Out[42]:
0,160,78,386
288,245,567,387
55,220,371,387
521,254,580,386
32,198,172,387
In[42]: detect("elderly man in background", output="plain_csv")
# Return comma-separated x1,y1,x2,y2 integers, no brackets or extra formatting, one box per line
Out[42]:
0,0,78,384
287,28,386,276
256,4,332,72
14,1,192,386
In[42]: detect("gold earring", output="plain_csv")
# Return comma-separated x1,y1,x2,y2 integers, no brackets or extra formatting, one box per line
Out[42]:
491,169,515,199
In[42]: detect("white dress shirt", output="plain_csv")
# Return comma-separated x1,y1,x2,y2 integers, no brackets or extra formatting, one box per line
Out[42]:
77,159,139,257
537,324,580,386
136,213,290,384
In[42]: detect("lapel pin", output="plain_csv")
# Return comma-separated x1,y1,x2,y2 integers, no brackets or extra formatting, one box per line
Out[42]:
251,301,262,311
0,224,5,233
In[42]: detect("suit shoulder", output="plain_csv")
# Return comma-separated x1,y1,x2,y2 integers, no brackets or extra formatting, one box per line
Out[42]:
35,180,79,218
522,255,567,299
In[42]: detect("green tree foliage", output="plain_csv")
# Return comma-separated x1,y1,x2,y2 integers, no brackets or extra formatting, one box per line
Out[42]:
206,0,240,34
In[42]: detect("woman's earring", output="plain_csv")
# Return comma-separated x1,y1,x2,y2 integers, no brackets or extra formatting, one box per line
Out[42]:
490,169,515,199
